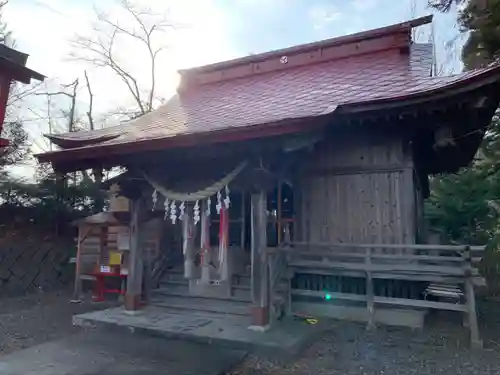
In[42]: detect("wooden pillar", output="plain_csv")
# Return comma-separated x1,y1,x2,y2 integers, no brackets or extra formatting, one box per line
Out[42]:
143,225,152,304
125,197,144,311
240,192,246,250
99,226,108,266
183,206,196,279
71,225,85,302
200,200,211,283
250,191,270,329
277,181,282,244
220,207,230,281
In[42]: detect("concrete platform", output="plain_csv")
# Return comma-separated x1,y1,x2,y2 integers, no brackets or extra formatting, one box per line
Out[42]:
0,331,247,375
74,306,320,356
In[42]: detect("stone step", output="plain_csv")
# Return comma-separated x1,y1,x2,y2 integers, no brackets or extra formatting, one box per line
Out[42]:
159,276,287,295
154,284,251,302
152,295,251,316
160,272,252,286
232,274,251,286
159,278,188,288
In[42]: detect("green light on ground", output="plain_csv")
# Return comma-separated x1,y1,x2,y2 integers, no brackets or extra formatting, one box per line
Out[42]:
325,293,332,301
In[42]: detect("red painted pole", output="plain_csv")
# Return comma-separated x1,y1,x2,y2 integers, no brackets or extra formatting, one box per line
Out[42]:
0,74,12,146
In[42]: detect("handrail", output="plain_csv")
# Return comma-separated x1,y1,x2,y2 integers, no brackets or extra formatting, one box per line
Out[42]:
269,242,485,264
287,242,484,252
271,242,480,279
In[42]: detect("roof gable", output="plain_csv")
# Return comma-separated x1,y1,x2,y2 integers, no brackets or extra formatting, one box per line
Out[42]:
179,15,432,89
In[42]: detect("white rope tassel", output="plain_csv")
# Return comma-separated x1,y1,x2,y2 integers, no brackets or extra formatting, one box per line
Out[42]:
206,197,211,216
170,201,177,224
224,185,230,209
163,198,169,220
216,191,222,215
179,201,186,220
152,190,158,211
193,200,200,225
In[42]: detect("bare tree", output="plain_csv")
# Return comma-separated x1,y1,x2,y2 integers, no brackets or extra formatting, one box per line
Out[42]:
35,79,80,133
84,70,95,130
70,0,176,117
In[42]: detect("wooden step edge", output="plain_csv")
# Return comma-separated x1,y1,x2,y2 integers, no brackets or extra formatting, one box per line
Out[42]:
154,289,252,303
152,301,251,316
158,279,188,286
232,284,250,290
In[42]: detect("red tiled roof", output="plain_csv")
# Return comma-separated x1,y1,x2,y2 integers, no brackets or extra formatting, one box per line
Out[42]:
48,45,434,145
39,17,500,164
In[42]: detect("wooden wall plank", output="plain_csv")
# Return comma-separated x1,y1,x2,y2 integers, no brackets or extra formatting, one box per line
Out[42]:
297,131,417,245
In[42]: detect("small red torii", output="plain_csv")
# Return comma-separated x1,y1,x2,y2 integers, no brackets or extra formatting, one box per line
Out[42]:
0,44,44,150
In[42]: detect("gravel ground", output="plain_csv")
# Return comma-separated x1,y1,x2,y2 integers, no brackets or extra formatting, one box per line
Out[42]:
0,288,117,355
3,290,500,374
230,299,500,375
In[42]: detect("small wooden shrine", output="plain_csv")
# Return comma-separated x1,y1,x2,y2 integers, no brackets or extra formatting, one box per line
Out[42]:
38,16,498,347
72,190,162,301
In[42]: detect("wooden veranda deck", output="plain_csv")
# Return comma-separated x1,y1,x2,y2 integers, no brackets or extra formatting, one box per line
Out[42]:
267,243,485,348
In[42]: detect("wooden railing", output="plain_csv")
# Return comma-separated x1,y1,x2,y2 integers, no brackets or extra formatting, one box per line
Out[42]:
282,242,483,278
271,242,485,348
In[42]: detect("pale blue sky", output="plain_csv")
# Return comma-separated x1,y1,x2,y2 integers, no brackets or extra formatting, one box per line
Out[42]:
4,0,462,176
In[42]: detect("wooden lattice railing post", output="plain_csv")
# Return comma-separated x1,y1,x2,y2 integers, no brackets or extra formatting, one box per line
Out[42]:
365,246,375,330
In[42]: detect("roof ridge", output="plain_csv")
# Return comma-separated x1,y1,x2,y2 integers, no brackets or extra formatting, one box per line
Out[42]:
179,15,432,89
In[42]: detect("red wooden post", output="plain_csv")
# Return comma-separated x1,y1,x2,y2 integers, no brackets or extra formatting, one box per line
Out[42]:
0,74,11,148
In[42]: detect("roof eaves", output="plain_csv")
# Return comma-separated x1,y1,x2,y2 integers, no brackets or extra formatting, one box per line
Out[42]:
44,133,120,149
35,64,500,168
339,65,500,113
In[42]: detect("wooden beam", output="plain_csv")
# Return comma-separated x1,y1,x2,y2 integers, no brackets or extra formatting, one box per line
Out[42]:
289,241,470,252
292,267,466,283
250,191,270,329
288,260,468,276
125,196,144,311
302,164,410,177
291,289,469,312
270,246,466,262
